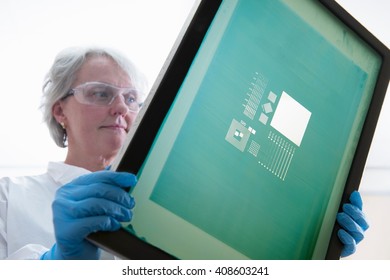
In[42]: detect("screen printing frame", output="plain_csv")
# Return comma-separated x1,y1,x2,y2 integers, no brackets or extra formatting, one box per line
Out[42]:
87,0,390,260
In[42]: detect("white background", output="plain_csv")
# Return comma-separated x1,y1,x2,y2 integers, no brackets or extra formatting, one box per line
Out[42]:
0,0,389,259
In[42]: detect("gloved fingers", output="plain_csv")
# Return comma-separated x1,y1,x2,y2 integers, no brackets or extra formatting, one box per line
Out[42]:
58,183,135,208
77,198,133,221
342,203,369,231
349,190,363,211
336,212,364,243
71,171,137,188
72,216,123,238
56,216,123,242
337,229,356,257
53,197,133,221
85,216,123,233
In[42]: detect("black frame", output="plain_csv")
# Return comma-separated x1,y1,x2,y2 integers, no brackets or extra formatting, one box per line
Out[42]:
87,0,390,260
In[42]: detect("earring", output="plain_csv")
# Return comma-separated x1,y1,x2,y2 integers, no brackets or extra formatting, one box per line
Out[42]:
60,122,66,130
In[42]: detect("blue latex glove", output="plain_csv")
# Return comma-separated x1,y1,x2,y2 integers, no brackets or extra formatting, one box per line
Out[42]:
41,171,136,260
336,190,369,257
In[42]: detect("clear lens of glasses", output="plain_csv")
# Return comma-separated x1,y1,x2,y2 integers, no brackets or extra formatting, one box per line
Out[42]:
70,82,142,112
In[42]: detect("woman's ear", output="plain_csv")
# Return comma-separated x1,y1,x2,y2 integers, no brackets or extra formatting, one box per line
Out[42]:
52,101,66,125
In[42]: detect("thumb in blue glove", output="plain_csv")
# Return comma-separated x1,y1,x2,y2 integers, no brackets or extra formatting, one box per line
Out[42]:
336,190,369,257
41,170,137,260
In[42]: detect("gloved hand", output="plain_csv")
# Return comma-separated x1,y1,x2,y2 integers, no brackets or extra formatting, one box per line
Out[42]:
336,190,369,257
41,171,136,260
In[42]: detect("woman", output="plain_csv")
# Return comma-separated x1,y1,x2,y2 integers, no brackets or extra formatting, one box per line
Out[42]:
0,46,368,259
0,46,146,259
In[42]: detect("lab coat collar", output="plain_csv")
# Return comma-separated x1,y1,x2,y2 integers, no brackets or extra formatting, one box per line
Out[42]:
47,161,91,186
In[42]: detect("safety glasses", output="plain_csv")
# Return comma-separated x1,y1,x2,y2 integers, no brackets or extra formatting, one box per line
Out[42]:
64,82,143,112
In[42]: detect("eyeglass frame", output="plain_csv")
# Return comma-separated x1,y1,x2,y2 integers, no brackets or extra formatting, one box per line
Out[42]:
61,81,143,113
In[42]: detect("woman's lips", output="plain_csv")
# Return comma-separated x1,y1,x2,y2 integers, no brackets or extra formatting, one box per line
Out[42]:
100,124,128,132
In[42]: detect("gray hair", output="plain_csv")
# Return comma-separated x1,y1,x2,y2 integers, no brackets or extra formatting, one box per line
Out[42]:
40,46,148,148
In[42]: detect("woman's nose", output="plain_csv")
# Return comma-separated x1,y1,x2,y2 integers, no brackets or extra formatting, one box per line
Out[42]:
109,94,129,116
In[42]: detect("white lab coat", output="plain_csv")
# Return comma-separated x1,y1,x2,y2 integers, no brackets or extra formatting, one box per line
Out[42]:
0,161,91,259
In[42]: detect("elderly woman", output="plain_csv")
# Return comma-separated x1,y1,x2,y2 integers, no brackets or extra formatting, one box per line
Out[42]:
0,46,368,260
0,46,146,259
